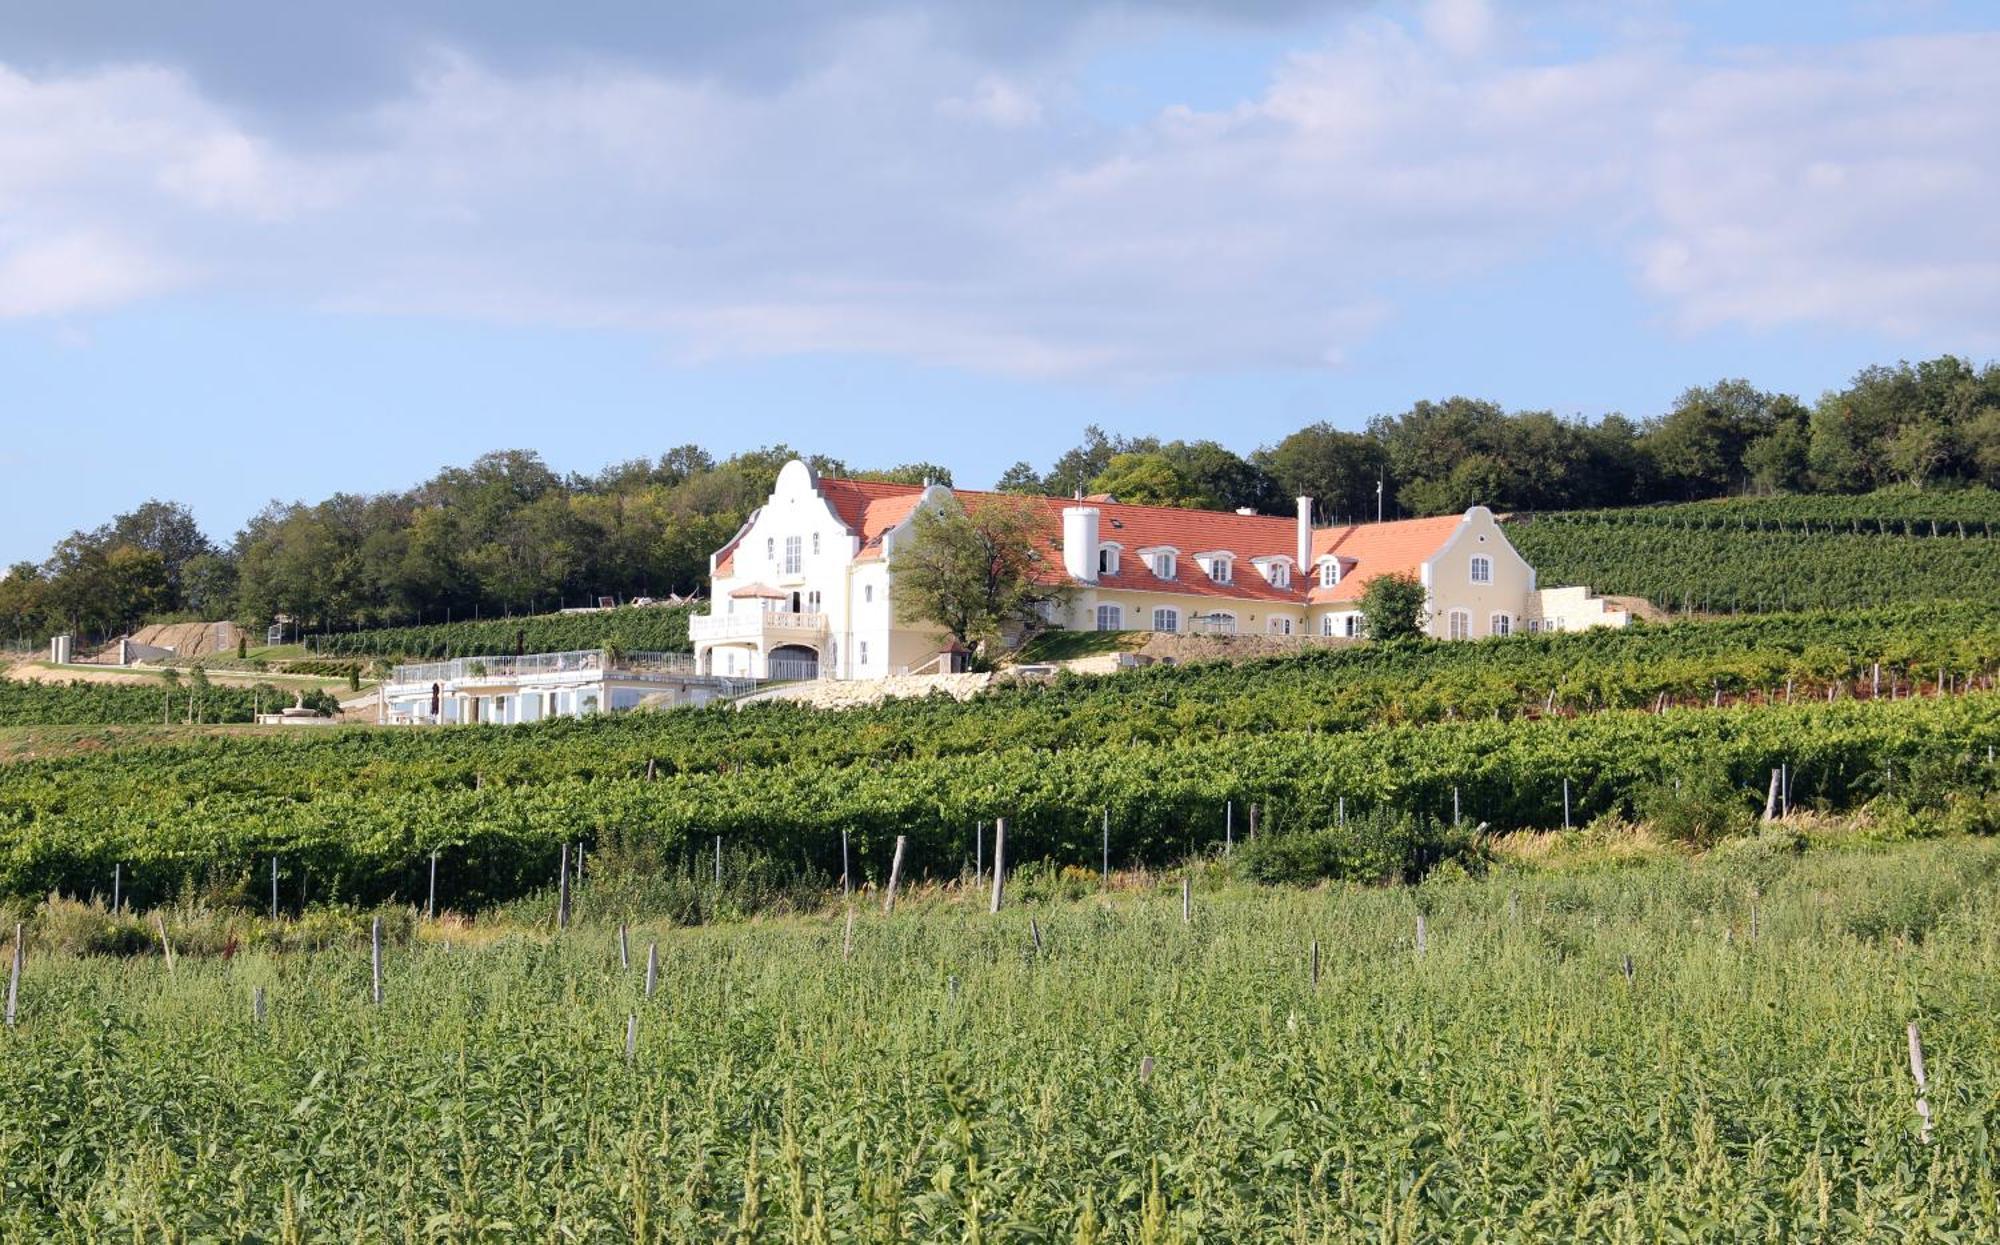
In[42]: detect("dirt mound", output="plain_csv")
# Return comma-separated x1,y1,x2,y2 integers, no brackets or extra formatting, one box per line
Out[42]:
127,621,243,658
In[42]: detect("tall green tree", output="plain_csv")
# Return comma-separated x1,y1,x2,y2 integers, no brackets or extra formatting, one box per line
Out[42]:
891,497,1067,652
1255,424,1386,522
1087,452,1213,508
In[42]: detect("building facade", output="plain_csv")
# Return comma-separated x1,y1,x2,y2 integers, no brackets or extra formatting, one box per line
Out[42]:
690,459,1627,681
379,649,748,726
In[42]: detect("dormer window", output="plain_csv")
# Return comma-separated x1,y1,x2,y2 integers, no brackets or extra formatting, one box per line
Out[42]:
1318,558,1339,588
1266,562,1290,589
1139,548,1177,580
1195,553,1233,584
1098,544,1121,577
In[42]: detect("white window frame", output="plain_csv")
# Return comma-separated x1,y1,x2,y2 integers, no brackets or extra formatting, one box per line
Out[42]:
858,641,869,667
1318,559,1338,588
1320,614,1336,637
1260,561,1290,589
1469,555,1492,585
1528,618,1542,634
1202,555,1233,585
783,536,803,576
1345,614,1362,637
1268,616,1293,636
807,590,822,615
1098,544,1122,577
1152,607,1179,633
1150,551,1176,580
1491,613,1510,637
1447,609,1471,641
1095,604,1124,632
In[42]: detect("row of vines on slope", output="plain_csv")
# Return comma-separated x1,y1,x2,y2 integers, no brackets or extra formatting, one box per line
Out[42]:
3,692,1996,908
1504,521,1998,614
304,604,693,660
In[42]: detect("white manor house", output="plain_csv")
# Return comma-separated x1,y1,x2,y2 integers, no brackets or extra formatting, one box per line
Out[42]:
690,459,1635,681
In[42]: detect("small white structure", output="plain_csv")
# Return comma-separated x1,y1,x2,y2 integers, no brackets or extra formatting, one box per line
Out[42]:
378,648,752,726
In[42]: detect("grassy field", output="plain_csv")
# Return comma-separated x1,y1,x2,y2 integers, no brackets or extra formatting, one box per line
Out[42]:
2,835,1996,1239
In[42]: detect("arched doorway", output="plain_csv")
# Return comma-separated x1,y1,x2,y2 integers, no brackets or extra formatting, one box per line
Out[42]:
767,643,819,681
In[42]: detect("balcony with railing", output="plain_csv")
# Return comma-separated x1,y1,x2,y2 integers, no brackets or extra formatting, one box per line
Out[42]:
688,610,828,646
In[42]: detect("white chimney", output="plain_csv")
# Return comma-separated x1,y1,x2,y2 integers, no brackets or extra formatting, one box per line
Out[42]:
1295,496,1313,579
1062,506,1101,583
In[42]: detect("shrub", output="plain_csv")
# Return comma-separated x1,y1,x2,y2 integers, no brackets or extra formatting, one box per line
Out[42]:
1638,771,1756,848
34,897,151,956
1234,807,1482,885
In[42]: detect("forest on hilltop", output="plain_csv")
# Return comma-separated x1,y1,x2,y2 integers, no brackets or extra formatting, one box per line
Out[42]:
4,354,1996,644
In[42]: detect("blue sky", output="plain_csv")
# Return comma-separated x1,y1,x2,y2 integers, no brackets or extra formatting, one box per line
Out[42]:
3,0,1997,564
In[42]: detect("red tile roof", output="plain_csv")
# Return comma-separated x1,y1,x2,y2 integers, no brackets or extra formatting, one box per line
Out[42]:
793,475,1467,606
1308,514,1465,604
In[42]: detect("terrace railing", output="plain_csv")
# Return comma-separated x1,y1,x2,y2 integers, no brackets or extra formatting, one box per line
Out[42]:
391,649,700,685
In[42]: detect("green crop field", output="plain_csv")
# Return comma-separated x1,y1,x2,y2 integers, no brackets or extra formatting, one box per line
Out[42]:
1505,492,2000,615
0,677,332,727
305,604,694,661
5,602,1998,909
3,838,1998,1238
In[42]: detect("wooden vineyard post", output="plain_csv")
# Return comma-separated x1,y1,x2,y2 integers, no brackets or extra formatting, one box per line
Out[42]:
427,852,437,922
557,842,572,931
1562,778,1572,831
1181,876,1191,925
713,836,722,889
883,836,907,915
1101,808,1110,888
842,908,855,962
1452,787,1460,827
1337,796,1345,829
989,819,1007,914
1029,918,1043,953
618,924,630,970
974,822,983,886
270,857,279,921
1225,801,1233,854
370,916,383,1006
4,923,20,1028
644,942,659,998
625,1014,639,1063
252,986,267,1025
112,863,121,913
1415,914,1428,955
842,829,851,899
156,914,176,975
1249,802,1259,841
1139,1056,1155,1085
1873,662,1881,698
1908,1022,1934,1143
1763,768,1781,822
1310,938,1320,989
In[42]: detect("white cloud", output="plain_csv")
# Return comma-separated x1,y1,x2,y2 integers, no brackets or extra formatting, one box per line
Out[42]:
0,14,1993,368
0,231,180,318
